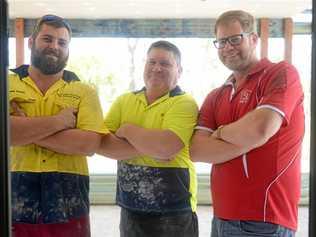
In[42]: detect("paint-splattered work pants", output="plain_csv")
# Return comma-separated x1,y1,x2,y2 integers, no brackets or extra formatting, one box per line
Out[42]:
119,207,199,237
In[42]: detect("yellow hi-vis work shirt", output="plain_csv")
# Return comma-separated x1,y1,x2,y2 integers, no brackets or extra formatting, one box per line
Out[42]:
9,65,108,176
105,86,199,213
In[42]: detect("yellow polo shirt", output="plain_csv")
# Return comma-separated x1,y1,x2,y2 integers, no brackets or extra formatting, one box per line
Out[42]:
105,86,198,212
9,65,108,176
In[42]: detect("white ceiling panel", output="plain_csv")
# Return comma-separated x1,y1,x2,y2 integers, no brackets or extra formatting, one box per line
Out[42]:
8,0,312,19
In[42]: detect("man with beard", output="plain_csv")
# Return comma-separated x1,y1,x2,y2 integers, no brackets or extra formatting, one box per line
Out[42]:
190,10,304,237
9,15,108,237
97,40,199,237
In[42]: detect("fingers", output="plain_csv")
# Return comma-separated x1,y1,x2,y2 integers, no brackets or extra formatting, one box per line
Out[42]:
10,101,19,115
115,128,124,138
57,107,78,129
61,107,78,115
68,107,78,114
10,101,26,116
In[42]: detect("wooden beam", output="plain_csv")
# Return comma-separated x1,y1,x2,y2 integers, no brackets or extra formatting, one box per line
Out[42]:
259,18,269,59
15,18,24,67
284,18,293,63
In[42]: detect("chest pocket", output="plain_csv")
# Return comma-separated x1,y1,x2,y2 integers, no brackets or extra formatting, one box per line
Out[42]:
9,90,36,115
54,91,81,110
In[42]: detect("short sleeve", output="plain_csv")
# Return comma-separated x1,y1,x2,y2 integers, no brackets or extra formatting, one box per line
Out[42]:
161,95,198,146
104,94,124,132
76,85,109,134
258,62,304,125
197,90,218,132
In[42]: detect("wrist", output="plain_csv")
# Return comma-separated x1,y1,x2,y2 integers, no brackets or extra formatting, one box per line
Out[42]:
215,125,225,140
121,124,133,139
52,115,66,131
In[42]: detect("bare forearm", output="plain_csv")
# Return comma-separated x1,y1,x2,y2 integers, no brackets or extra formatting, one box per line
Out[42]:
97,133,141,160
35,129,101,156
219,109,282,150
10,115,65,146
122,126,184,160
218,123,265,150
190,132,247,164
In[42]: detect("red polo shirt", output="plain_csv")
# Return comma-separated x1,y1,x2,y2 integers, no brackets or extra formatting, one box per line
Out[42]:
198,58,304,230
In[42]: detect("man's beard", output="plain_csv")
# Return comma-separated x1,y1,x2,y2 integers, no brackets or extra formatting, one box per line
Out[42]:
220,53,251,72
31,45,68,75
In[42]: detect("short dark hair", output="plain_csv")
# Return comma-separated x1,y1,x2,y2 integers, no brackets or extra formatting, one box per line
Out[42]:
214,10,256,35
31,14,72,40
147,40,182,66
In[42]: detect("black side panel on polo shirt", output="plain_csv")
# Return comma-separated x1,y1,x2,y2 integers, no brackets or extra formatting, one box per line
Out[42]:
116,162,191,214
10,64,80,82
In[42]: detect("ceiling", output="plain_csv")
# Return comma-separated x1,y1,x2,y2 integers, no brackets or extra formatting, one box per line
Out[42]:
8,0,312,19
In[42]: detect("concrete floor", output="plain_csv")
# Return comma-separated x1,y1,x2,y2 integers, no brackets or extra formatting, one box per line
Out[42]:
90,205,308,237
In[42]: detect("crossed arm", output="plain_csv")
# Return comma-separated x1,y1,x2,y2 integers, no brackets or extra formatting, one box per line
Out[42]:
97,124,183,161
35,129,102,156
10,104,102,156
10,105,77,145
190,108,283,164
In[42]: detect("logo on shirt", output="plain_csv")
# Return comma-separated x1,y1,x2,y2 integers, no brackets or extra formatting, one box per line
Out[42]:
239,89,252,104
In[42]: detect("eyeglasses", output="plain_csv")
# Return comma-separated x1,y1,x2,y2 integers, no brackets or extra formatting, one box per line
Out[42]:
213,32,252,49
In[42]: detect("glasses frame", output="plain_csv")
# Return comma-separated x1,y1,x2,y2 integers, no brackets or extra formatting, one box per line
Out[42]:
213,32,252,49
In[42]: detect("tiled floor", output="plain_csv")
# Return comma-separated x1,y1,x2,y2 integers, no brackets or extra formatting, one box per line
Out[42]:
90,205,309,237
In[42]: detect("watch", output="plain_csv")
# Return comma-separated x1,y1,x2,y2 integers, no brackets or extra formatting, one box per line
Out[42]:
216,125,225,140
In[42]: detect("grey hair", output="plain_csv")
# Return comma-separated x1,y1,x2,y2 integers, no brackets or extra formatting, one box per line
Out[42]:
147,40,182,66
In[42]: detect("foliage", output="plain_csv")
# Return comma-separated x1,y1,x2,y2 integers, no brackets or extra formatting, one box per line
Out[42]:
67,55,121,100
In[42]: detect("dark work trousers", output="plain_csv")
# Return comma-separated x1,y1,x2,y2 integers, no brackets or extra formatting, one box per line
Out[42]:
119,208,199,237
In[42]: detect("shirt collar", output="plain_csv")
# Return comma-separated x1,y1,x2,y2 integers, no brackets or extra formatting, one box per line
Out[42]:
133,85,184,97
134,85,184,106
10,64,80,83
223,58,272,86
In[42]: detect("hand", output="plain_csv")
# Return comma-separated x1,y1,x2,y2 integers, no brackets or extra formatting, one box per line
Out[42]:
211,129,218,138
10,101,26,116
115,124,128,139
115,123,135,139
55,107,78,130
212,125,224,140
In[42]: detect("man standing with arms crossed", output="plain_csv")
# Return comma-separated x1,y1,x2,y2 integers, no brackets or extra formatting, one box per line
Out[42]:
98,40,199,237
10,15,108,237
191,10,304,237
